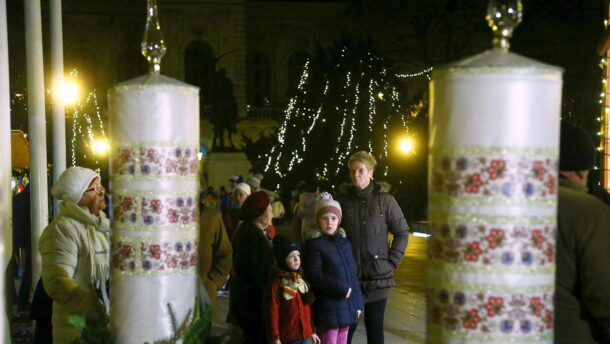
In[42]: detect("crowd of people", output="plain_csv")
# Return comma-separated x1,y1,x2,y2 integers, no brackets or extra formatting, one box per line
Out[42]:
11,122,610,343
221,150,408,344
25,150,408,344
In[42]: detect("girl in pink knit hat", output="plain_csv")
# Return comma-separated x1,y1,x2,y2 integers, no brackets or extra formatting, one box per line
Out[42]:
303,192,363,344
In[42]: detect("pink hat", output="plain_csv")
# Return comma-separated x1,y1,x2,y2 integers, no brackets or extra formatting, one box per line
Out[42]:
315,192,342,221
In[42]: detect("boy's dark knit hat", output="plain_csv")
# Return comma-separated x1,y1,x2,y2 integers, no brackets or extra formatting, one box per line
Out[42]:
240,191,270,221
560,121,595,171
272,235,300,269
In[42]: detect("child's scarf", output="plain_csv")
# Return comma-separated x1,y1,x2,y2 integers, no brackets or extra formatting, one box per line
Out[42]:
280,271,309,300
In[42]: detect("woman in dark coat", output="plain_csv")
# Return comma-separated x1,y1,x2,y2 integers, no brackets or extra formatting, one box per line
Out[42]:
338,151,409,344
229,191,275,344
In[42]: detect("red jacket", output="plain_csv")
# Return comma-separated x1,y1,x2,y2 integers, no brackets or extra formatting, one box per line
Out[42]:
263,268,315,342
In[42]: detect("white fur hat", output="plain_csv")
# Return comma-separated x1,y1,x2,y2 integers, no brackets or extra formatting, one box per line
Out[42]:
51,166,99,204
234,182,251,196
315,192,342,221
246,175,262,189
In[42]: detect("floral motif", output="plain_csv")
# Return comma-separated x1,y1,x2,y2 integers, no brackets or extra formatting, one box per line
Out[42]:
140,148,163,175
112,239,198,274
531,161,546,181
464,242,483,262
112,148,136,175
141,196,197,227
111,242,136,272
431,155,557,200
529,297,544,317
112,195,137,224
429,290,553,336
112,194,197,228
530,229,545,249
112,145,199,177
463,309,481,329
484,297,504,317
485,229,505,249
140,146,198,177
429,223,555,267
486,160,506,180
141,240,198,272
464,173,483,193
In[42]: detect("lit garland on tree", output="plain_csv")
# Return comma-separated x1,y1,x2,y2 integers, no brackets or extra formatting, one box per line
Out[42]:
68,88,108,170
9,73,108,174
599,18,610,190
264,43,423,189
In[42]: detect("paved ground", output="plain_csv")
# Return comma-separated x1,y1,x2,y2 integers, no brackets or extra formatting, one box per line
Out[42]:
217,225,428,343
9,223,428,343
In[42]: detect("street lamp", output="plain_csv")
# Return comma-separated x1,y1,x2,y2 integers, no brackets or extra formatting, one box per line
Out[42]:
92,138,109,157
60,79,79,106
398,137,414,154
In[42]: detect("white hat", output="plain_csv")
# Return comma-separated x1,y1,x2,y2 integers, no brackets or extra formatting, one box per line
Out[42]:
246,175,261,189
315,192,342,221
234,182,251,196
51,166,99,204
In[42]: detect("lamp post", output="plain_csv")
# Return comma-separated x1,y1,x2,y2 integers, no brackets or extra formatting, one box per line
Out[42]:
50,0,66,217
0,0,11,340
25,0,49,299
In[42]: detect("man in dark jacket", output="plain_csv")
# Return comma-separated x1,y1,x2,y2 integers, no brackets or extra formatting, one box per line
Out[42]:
559,120,610,206
555,121,610,343
339,151,409,344
198,207,232,319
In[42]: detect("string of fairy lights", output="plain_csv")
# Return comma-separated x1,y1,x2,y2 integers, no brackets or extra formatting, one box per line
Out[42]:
264,48,429,187
600,18,610,189
396,66,434,80
69,87,107,169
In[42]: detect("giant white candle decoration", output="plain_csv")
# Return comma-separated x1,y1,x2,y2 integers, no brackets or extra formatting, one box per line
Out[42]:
108,0,200,341
427,1,562,343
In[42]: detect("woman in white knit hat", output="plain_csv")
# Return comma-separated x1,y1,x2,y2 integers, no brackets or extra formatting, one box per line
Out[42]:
39,166,110,343
222,182,251,241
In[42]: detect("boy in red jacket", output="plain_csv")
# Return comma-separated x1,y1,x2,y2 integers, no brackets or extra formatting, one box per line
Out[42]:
264,235,321,344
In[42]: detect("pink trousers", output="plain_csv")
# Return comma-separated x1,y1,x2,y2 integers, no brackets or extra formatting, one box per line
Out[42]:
319,326,350,344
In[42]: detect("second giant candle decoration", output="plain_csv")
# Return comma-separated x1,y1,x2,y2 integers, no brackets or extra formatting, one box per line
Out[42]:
427,2,562,343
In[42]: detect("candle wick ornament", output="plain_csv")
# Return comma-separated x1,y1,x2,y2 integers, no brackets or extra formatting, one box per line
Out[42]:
486,0,523,51
141,0,166,74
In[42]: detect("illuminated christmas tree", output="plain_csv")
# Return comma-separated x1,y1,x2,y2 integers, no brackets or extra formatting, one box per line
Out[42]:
264,41,423,190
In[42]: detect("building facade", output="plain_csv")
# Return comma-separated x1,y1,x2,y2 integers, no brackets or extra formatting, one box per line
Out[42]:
8,0,347,149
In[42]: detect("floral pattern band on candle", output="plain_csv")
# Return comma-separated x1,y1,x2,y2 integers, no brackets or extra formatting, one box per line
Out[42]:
430,154,558,203
111,237,198,276
428,288,553,339
112,192,198,231
111,143,199,179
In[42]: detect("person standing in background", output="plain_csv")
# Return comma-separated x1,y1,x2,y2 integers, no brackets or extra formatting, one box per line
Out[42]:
222,182,251,241
555,121,610,343
303,192,363,344
230,191,275,344
264,235,319,344
198,205,233,319
338,151,409,344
